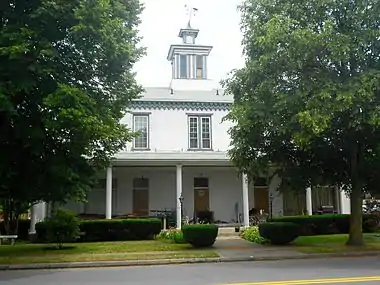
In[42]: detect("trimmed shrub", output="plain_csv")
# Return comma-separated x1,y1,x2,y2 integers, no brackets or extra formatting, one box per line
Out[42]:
336,214,380,234
155,228,186,244
80,219,162,242
259,222,300,245
270,214,379,236
363,215,380,233
36,218,162,243
44,209,80,249
240,226,269,244
182,224,218,247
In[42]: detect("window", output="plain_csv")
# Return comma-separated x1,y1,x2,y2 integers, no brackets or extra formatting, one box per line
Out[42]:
133,114,149,149
179,55,188,78
194,177,209,188
133,177,149,189
188,115,212,150
196,55,203,79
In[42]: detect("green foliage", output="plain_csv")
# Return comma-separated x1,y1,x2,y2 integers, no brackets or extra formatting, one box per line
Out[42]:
259,222,300,245
240,226,269,244
155,228,187,244
223,0,380,245
0,0,145,232
181,224,219,248
36,218,162,243
44,209,80,249
271,214,380,236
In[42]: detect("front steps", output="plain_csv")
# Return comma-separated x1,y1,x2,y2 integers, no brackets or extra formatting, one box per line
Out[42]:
217,227,241,239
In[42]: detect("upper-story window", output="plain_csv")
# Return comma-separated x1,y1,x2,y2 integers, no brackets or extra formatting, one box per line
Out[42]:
196,55,203,79
179,55,188,78
133,114,149,150
188,115,212,150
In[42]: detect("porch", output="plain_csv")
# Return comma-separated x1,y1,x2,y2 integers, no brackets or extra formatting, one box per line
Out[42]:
63,164,351,229
65,164,283,228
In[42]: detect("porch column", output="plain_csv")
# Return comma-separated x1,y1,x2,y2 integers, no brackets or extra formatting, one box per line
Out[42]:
40,201,47,221
29,204,37,234
106,166,113,220
335,187,341,213
306,187,313,215
339,189,351,214
242,173,250,228
176,165,183,229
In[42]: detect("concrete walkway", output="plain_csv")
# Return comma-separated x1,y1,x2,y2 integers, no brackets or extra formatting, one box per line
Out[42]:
213,236,307,259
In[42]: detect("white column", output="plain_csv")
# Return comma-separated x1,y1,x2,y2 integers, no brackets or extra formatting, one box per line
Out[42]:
106,166,113,220
176,165,183,229
242,173,250,228
40,201,47,221
306,187,313,215
339,189,351,214
29,204,37,234
335,187,341,213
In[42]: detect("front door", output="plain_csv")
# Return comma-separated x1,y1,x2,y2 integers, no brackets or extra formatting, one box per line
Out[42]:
254,187,269,213
133,189,149,216
193,177,210,213
194,188,210,212
132,177,149,216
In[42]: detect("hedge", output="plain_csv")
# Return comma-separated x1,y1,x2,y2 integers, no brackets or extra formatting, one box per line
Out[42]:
35,218,162,243
182,224,219,247
270,214,379,236
259,222,300,245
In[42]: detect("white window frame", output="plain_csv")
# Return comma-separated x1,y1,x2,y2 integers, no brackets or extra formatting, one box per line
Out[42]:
133,114,149,150
188,115,212,150
195,55,203,79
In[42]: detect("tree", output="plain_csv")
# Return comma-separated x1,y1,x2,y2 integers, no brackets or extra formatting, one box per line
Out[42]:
223,0,380,246
0,0,144,234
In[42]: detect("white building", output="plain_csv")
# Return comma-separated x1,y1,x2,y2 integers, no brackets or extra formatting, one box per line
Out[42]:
30,20,351,232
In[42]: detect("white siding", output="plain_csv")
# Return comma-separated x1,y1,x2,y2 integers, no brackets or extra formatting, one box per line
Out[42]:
121,108,232,152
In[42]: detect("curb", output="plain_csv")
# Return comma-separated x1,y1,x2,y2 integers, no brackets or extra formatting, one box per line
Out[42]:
1,251,380,271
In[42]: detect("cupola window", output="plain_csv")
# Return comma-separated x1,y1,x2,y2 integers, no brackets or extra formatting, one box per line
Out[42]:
179,54,188,78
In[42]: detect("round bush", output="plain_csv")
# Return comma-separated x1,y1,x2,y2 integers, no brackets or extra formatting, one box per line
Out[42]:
182,224,219,247
258,222,300,245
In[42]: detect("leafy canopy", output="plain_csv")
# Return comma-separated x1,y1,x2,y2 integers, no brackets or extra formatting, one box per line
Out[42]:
0,0,144,207
223,0,380,245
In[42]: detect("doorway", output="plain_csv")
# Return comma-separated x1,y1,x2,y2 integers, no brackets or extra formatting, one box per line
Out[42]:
132,177,149,216
254,187,269,213
193,177,210,212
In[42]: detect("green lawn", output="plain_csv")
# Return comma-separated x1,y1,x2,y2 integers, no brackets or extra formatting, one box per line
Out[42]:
0,241,219,264
291,233,380,253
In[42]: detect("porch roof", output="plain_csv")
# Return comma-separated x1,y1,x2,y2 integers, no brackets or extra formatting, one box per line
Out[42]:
112,151,231,166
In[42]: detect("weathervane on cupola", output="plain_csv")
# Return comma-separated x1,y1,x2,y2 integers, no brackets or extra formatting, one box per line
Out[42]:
167,3,213,89
184,4,198,29
179,4,199,44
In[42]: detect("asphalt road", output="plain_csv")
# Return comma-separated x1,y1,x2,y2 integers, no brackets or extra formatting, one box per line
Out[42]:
1,257,380,285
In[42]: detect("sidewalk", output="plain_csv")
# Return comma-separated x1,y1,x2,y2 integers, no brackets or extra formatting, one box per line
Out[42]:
214,237,307,259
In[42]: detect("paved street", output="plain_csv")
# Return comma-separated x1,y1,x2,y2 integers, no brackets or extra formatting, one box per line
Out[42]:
1,257,380,285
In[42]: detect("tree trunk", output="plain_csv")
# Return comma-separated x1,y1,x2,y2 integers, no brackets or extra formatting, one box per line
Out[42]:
346,140,364,246
3,198,19,235
346,183,364,246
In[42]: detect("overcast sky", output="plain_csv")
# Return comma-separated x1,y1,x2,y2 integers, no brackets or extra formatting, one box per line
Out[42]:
134,0,245,88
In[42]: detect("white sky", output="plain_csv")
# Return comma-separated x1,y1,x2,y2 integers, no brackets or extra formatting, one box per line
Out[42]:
134,0,245,87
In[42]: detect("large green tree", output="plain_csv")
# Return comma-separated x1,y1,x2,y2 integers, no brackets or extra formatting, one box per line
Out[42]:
224,0,380,245
0,0,144,233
